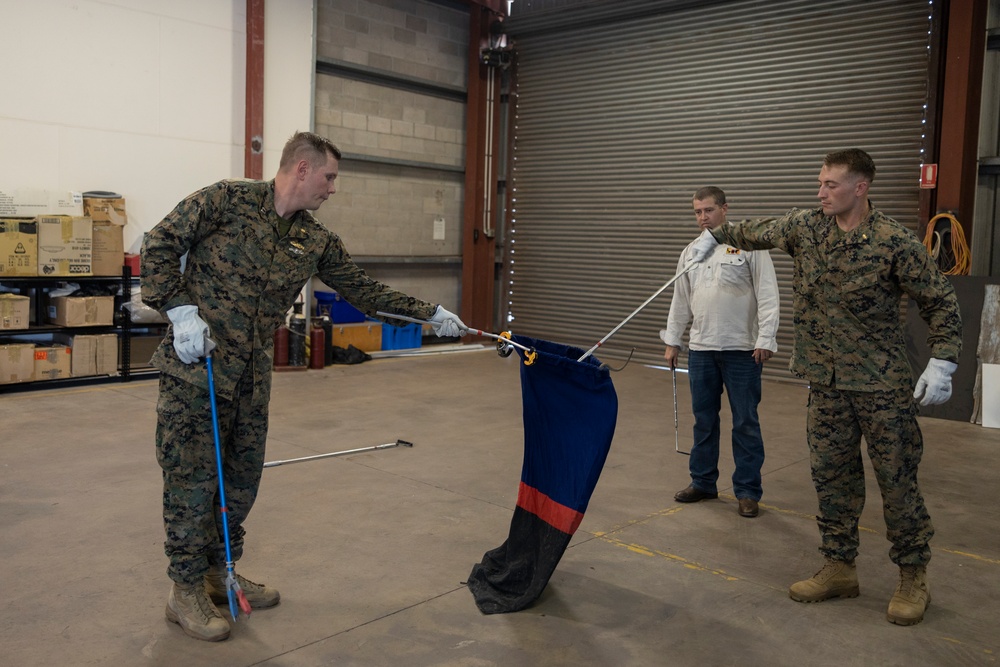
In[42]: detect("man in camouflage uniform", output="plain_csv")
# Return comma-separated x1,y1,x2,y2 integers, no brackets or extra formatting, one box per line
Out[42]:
141,131,466,642
686,148,961,626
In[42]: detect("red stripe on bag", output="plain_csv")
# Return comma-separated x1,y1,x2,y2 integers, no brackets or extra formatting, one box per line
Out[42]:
516,481,584,535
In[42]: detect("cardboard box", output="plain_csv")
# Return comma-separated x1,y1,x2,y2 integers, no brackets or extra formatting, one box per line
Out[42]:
0,343,35,384
0,294,30,330
93,333,120,375
48,296,115,327
82,196,127,225
0,218,38,277
0,188,83,217
53,333,119,377
121,334,163,369
37,215,92,277
91,221,124,276
33,344,72,380
329,321,382,352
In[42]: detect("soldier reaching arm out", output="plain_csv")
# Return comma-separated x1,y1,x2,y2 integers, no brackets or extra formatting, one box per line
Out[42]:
687,148,961,627
142,131,466,642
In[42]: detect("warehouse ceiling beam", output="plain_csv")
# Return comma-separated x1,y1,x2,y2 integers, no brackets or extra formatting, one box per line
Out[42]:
245,0,265,180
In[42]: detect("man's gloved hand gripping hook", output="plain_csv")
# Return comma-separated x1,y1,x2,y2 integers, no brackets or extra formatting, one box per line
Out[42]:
167,305,216,364
688,229,719,264
429,305,467,338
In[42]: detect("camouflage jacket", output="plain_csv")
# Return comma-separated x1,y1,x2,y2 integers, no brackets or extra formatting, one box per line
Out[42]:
711,203,961,391
141,179,436,403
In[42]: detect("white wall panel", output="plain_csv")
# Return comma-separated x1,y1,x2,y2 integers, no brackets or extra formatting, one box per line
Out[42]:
0,0,316,252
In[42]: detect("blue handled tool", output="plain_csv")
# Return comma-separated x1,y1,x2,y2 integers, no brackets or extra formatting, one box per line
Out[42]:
206,353,252,621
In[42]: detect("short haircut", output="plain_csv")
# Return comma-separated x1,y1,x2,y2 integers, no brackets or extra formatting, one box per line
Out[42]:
824,148,876,182
279,131,342,169
693,186,727,206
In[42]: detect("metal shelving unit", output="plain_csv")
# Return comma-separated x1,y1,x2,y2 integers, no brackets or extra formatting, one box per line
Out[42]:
0,266,162,392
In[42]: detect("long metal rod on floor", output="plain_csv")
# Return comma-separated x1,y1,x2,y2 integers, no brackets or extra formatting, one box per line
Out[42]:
577,261,697,362
263,439,413,468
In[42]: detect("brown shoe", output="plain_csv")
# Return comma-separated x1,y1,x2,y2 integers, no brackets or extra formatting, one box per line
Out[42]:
738,498,759,518
789,559,860,603
674,485,718,503
887,565,930,626
165,582,230,642
205,570,281,609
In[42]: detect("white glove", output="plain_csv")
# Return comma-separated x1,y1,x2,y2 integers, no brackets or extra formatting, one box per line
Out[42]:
913,358,958,406
166,305,213,364
689,229,719,263
429,305,466,338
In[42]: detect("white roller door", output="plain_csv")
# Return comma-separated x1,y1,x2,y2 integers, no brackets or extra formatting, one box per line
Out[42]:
502,0,935,380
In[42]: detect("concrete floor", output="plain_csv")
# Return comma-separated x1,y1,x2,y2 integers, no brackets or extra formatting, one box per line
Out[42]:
2,347,998,666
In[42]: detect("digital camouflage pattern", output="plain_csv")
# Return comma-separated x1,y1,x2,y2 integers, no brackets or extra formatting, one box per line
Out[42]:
141,179,436,404
807,385,932,566
142,178,437,584
712,202,960,568
156,370,265,584
711,203,961,391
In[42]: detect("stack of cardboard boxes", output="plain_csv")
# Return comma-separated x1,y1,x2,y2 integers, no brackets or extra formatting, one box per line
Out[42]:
0,189,130,386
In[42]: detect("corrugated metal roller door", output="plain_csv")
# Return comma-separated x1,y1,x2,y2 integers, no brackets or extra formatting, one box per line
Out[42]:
501,0,933,381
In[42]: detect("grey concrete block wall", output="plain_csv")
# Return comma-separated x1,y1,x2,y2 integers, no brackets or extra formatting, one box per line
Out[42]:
314,78,466,168
317,0,469,87
317,163,464,257
314,0,470,312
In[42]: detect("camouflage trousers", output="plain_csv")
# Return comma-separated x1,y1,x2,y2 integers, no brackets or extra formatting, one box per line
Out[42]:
155,364,269,585
806,385,932,567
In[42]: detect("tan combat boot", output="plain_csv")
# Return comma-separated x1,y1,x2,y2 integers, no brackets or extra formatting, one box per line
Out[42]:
887,565,930,626
205,569,281,609
165,582,230,642
789,559,860,603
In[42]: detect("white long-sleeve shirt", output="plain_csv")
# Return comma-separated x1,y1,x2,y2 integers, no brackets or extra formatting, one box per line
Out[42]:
661,227,779,352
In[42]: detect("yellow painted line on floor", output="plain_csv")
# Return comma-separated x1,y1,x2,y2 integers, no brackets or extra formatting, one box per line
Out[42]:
592,505,687,537
590,496,999,569
716,493,881,534
934,636,996,658
597,533,741,582
937,548,1000,566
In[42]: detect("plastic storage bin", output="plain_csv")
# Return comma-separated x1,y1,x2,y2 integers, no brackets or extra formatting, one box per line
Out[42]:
315,290,366,323
381,322,422,350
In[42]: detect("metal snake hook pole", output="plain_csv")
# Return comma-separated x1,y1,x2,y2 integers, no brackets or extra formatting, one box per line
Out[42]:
673,367,689,455
374,311,536,355
577,261,698,362
205,353,252,620
263,440,413,468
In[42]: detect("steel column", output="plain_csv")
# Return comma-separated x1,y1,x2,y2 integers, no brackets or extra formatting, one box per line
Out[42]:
245,0,265,180
460,5,502,333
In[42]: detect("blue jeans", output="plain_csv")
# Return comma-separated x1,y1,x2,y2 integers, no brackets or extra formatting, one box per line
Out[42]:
687,349,765,501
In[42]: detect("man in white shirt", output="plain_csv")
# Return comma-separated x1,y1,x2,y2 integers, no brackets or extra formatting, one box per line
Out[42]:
661,187,779,518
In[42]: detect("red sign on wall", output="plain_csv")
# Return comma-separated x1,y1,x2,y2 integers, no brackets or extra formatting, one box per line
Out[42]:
920,163,938,189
